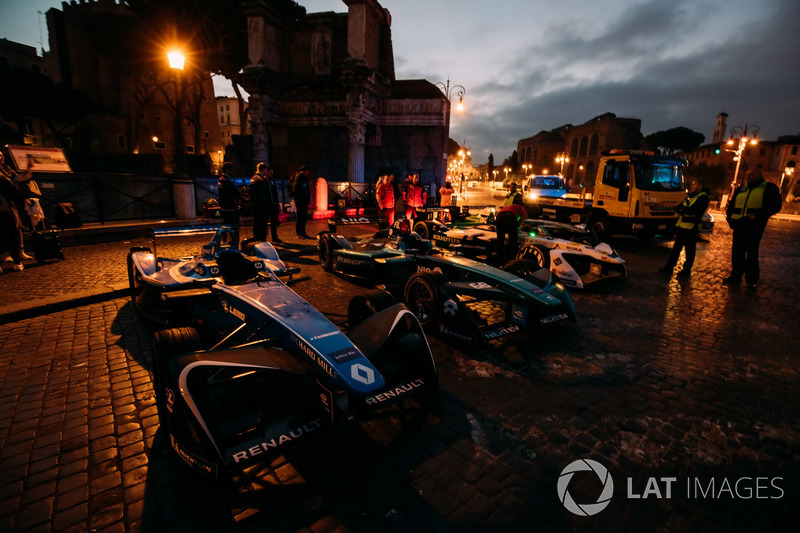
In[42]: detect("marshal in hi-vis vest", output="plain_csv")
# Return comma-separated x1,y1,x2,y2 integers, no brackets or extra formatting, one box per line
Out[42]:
729,182,767,220
675,191,709,230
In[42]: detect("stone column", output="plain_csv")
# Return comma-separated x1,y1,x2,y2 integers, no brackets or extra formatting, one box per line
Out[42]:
249,95,270,165
348,119,366,183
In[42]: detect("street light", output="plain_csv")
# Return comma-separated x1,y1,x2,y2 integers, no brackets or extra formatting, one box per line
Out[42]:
555,152,570,175
436,77,466,185
726,123,759,192
781,164,795,191
167,49,186,177
521,163,531,179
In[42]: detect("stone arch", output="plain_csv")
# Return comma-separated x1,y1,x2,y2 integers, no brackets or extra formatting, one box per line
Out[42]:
585,161,595,183
570,138,579,157
589,134,598,155
579,136,588,157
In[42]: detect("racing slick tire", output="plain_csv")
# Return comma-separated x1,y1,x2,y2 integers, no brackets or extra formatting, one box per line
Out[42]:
151,327,202,430
589,215,610,242
127,247,151,308
503,258,542,280
347,290,398,327
403,271,446,330
517,245,550,269
318,233,337,272
412,220,430,240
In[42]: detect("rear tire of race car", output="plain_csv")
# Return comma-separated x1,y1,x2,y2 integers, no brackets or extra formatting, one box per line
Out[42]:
589,215,610,242
403,271,445,330
318,233,336,272
347,290,398,327
151,327,202,430
516,245,549,269
412,220,430,240
503,258,542,280
127,247,151,309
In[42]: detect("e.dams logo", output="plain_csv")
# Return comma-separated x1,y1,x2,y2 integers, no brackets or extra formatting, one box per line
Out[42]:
557,459,614,516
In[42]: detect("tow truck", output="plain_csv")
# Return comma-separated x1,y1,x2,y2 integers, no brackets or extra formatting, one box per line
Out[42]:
524,150,687,239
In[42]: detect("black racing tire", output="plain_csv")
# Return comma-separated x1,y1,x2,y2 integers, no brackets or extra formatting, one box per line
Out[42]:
151,327,202,430
412,220,430,240
318,233,336,272
589,216,610,242
347,290,398,327
517,245,550,269
503,258,542,280
403,271,446,330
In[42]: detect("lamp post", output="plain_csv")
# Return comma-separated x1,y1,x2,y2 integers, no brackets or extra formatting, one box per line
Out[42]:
167,50,186,178
555,152,570,176
436,78,466,187
781,165,794,191
521,163,531,179
726,124,759,191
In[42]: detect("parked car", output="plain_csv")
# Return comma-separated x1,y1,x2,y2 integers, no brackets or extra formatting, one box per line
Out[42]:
524,175,569,200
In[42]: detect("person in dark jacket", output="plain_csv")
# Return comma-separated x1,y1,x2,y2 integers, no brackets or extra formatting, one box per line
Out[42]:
495,195,528,262
0,153,33,271
658,179,710,277
250,163,283,243
722,168,782,289
217,162,241,226
290,165,313,239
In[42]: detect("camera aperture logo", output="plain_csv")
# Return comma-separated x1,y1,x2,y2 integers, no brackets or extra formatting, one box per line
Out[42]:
557,459,614,516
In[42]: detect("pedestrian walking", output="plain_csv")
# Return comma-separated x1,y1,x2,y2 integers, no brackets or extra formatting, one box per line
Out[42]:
403,173,427,220
658,179,710,277
722,168,782,289
217,162,241,227
376,174,397,226
495,195,527,262
250,163,283,244
289,165,313,239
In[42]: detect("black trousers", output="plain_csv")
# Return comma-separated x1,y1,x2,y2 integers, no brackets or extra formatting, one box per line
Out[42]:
295,202,309,236
495,211,519,261
666,227,698,271
253,209,280,241
730,222,767,284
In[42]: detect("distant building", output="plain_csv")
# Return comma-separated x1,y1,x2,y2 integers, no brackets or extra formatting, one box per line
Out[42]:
516,112,646,185
216,96,250,147
240,0,449,184
0,39,47,146
40,0,222,173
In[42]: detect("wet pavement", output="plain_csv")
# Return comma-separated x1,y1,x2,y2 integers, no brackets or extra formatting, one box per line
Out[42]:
1,213,799,532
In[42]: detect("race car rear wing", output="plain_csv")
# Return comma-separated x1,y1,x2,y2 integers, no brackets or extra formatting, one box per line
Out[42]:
327,217,388,233
151,224,235,259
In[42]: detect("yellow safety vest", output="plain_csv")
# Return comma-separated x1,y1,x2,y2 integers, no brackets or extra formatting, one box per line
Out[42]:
675,191,708,230
730,182,766,220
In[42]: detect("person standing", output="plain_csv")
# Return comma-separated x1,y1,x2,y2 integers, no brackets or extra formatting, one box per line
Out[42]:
290,165,313,239
504,183,522,206
495,195,528,262
250,163,283,244
403,173,427,220
723,168,782,289
217,162,241,227
658,179,710,277
438,180,455,222
0,153,33,271
376,174,397,226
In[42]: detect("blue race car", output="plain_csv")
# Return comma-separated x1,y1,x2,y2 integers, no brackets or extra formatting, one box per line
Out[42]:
127,225,438,480
317,219,577,346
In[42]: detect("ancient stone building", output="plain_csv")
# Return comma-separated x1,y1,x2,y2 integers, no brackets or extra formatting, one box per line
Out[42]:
240,0,448,184
516,112,646,185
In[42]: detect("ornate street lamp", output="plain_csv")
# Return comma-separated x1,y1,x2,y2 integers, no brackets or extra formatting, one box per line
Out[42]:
555,152,570,176
726,124,759,191
436,78,466,185
167,49,186,177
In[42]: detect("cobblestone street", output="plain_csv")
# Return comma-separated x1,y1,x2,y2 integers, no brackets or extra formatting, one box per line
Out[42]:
1,215,799,532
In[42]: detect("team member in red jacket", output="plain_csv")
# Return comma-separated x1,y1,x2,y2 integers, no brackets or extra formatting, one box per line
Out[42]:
496,196,528,261
403,173,427,220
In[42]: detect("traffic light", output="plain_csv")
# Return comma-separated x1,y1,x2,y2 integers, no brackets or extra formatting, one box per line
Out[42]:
714,147,721,154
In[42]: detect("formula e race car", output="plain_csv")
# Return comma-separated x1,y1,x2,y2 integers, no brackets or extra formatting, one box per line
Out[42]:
126,225,438,480
317,219,577,345
414,216,627,289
